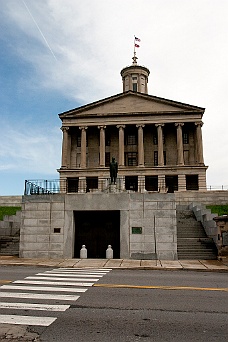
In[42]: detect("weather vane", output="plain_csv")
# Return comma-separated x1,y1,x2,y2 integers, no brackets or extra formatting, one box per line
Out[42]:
133,36,141,64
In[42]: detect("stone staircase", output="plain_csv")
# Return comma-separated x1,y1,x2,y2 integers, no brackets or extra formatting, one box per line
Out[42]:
177,205,217,259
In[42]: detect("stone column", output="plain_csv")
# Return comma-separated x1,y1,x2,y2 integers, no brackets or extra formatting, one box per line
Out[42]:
175,123,184,166
136,124,145,166
79,126,88,168
178,174,186,191
98,125,106,167
155,124,164,166
195,122,204,165
117,125,125,166
61,126,69,168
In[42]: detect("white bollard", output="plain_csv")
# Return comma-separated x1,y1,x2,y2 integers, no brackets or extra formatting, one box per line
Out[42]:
106,245,113,259
80,245,87,259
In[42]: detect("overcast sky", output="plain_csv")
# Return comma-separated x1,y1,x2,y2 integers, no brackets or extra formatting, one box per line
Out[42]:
0,0,227,195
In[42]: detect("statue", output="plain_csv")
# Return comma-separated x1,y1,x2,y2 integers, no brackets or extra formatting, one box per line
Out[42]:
110,157,118,184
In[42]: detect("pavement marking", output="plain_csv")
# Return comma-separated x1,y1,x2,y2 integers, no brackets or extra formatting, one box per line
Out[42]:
0,314,56,326
0,292,80,301
0,302,70,311
41,272,104,277
46,271,109,275
0,280,12,284
93,283,228,292
55,268,112,272
1,285,87,293
25,274,100,282
13,280,94,286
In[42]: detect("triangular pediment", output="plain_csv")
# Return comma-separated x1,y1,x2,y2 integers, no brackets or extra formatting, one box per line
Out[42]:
59,91,204,118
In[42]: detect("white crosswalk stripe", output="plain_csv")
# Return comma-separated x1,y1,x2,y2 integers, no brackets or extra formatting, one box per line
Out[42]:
0,302,70,311
1,285,87,293
0,267,111,327
13,280,94,286
25,276,100,282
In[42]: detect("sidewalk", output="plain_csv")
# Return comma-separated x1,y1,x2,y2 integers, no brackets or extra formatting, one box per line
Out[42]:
0,256,228,272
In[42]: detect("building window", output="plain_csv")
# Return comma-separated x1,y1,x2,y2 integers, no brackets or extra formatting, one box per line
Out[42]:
183,132,189,144
105,132,111,146
153,134,158,145
145,176,158,191
86,177,98,191
105,152,110,167
163,151,166,165
133,83,137,92
154,151,158,166
125,152,137,166
67,178,79,193
77,135,81,147
125,176,138,192
126,133,137,145
186,175,199,190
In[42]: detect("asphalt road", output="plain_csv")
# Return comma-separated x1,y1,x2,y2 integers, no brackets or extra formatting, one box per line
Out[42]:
0,266,227,341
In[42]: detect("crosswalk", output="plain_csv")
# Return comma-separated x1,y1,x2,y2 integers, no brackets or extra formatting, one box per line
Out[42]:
0,267,111,326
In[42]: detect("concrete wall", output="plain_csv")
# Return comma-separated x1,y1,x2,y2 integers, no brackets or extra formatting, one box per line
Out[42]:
20,193,177,260
0,196,22,207
175,191,228,205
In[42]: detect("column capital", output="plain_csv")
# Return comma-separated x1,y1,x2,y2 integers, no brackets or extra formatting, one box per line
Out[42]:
155,123,164,128
61,126,69,132
79,126,88,130
98,125,106,130
195,121,203,127
136,124,145,129
175,122,184,127
117,125,126,129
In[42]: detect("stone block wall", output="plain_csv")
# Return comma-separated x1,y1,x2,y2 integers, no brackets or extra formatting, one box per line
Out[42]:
20,192,177,260
175,191,228,205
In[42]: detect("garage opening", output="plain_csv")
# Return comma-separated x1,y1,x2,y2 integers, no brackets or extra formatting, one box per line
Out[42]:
74,211,120,258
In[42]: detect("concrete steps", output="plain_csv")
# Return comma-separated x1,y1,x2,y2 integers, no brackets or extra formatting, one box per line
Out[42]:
177,207,217,260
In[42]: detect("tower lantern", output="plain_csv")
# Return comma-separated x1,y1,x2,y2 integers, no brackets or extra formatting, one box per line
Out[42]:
120,37,150,94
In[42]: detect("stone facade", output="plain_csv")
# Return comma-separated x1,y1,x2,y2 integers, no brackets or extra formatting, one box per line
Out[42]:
20,193,177,260
58,58,207,194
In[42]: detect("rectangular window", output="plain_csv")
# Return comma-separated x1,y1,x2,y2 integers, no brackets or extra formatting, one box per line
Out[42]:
154,151,158,166
125,152,137,166
105,152,110,167
163,151,166,165
186,175,199,190
67,178,79,193
145,176,158,191
86,177,98,191
183,132,189,144
133,83,138,92
77,135,81,147
153,134,158,145
105,132,111,146
126,134,137,145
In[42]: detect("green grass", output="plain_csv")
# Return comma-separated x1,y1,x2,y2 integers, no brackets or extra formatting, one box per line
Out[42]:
0,207,21,221
206,205,228,216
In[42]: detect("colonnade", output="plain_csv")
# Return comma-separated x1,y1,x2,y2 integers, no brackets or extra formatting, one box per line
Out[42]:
61,122,204,169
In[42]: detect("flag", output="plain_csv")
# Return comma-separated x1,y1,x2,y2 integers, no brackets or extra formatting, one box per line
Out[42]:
135,37,141,42
135,44,140,48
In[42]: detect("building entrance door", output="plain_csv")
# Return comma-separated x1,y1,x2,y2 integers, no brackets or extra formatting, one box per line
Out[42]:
74,211,120,258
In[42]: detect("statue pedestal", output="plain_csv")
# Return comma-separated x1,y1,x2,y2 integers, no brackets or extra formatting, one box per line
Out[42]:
110,184,117,193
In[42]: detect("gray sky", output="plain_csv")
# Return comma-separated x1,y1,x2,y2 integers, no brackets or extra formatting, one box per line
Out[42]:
0,0,228,194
